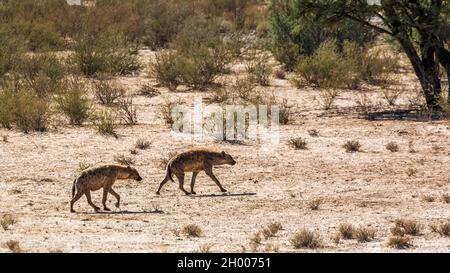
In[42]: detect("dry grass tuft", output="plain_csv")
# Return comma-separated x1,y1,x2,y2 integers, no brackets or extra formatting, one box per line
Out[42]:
442,194,450,204
1,214,17,230
289,137,307,150
343,140,361,153
353,227,376,243
392,219,422,236
135,138,151,150
308,199,322,210
338,224,355,239
181,224,203,237
4,240,21,253
114,154,135,166
289,229,322,249
386,142,399,152
387,236,412,249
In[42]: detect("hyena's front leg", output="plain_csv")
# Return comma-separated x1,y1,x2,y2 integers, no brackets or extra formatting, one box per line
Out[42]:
109,188,121,209
205,166,227,193
190,172,198,194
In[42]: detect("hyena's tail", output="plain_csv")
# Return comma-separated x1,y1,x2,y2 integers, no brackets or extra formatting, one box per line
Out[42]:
71,179,76,198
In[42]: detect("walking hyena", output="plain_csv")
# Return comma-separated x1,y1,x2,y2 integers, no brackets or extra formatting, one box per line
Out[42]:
70,165,143,213
156,149,236,195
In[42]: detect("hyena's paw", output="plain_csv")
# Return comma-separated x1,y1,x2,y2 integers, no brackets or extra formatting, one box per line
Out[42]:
220,188,227,193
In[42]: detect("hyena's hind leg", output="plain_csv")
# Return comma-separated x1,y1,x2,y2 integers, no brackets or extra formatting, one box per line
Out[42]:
175,173,189,195
102,187,111,211
156,176,170,195
85,190,100,212
70,190,84,213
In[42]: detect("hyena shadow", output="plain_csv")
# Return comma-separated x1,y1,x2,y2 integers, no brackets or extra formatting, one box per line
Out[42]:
81,209,164,215
190,192,256,198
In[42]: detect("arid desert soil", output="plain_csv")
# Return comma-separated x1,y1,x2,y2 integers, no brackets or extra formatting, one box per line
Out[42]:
0,50,449,253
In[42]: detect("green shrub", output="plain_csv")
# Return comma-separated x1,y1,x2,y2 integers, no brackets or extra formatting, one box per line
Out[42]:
13,91,51,133
91,110,117,138
94,78,125,105
246,51,272,86
72,31,141,77
295,41,355,89
56,80,91,126
13,53,66,97
0,88,15,129
150,51,182,91
0,29,24,78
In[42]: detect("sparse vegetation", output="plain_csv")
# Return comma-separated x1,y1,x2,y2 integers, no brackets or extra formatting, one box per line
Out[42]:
308,199,322,210
442,194,450,204
250,232,262,245
91,110,118,138
343,140,361,153
289,137,307,150
338,224,355,240
392,220,422,236
4,240,21,253
388,236,412,249
114,155,135,166
386,142,399,153
1,214,17,231
94,79,125,105
116,97,138,125
308,129,319,137
56,80,91,126
135,138,151,150
290,229,322,249
353,227,375,243
182,224,203,238
430,222,450,237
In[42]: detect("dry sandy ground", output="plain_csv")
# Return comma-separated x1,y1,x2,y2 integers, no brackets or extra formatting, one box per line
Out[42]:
0,50,449,253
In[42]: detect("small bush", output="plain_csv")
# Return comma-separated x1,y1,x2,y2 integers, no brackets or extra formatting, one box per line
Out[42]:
94,79,125,105
278,99,291,125
196,244,213,253
387,236,412,249
308,129,319,137
116,97,138,125
316,89,340,110
135,138,151,150
386,142,399,153
432,222,450,237
382,88,403,106
1,214,17,230
262,222,282,239
289,137,307,150
160,100,183,127
406,168,418,177
442,194,450,204
182,224,203,237
150,51,182,91
290,229,322,249
114,155,135,166
308,199,322,210
392,220,422,236
338,224,355,240
4,240,21,253
73,31,141,77
274,68,286,79
422,195,435,202
246,51,272,86
295,41,354,89
250,232,262,244
92,110,117,138
354,227,375,243
343,140,361,153
13,91,51,133
56,81,91,126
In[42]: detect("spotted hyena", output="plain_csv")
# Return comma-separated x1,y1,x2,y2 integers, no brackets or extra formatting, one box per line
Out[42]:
156,149,236,195
70,165,143,212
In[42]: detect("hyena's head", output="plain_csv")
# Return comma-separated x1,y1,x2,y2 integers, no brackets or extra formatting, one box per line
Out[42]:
127,166,143,181
220,151,236,166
